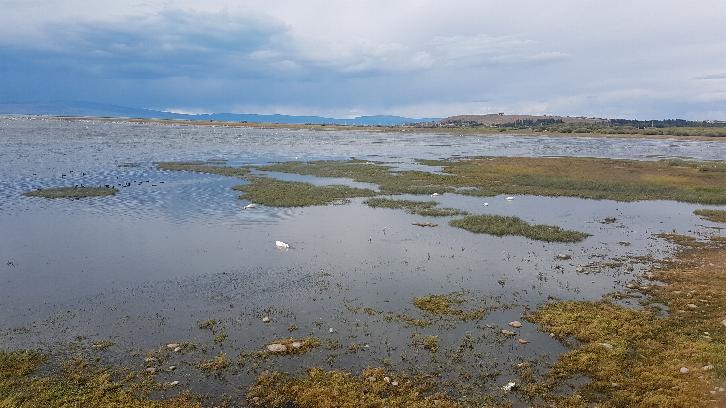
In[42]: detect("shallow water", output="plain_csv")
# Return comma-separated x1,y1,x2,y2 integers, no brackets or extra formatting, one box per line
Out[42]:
1,116,724,404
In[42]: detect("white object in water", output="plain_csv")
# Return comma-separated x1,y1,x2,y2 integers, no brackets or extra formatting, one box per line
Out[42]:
244,203,257,209
275,240,290,249
431,192,440,197
505,196,515,201
483,202,489,206
501,382,516,392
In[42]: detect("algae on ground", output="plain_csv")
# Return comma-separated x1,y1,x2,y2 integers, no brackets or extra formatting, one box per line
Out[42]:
197,352,229,375
450,214,589,243
233,177,375,207
246,367,461,408
526,235,726,407
694,209,726,223
24,186,118,199
365,197,468,217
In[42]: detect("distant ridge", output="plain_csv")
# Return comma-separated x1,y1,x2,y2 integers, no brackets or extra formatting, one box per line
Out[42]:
0,101,438,126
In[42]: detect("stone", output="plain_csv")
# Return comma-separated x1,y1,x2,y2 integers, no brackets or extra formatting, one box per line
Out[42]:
169,381,179,386
383,376,391,383
509,321,523,328
266,343,287,353
501,382,516,392
702,365,714,371
168,366,176,371
391,381,399,386
501,329,516,336
166,343,180,349
174,346,182,353
291,341,303,349
556,253,571,260
145,367,158,374
599,342,614,351
517,338,529,344
262,316,271,323
679,367,689,374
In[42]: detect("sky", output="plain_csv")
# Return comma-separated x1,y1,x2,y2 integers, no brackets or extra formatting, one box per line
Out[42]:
1,0,725,119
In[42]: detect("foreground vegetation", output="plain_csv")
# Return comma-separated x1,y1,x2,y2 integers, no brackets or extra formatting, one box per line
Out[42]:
0,351,200,407
528,235,726,407
24,186,118,199
260,157,726,204
156,161,250,178
450,214,590,243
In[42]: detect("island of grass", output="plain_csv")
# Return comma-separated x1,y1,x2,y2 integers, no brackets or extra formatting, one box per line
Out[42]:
24,186,118,199
450,214,589,243
364,197,468,217
157,161,250,178
233,177,375,207
412,293,488,321
694,209,726,223
258,157,726,204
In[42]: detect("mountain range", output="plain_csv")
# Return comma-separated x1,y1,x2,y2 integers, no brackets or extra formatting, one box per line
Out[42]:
0,101,438,126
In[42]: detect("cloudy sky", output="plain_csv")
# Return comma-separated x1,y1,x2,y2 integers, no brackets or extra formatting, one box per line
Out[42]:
1,0,725,119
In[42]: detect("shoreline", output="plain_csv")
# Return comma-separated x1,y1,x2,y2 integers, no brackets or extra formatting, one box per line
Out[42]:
6,114,726,142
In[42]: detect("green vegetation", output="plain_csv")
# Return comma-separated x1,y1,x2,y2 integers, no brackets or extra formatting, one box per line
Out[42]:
91,340,115,351
365,197,467,217
412,293,487,321
260,157,726,204
694,209,726,223
24,186,118,199
0,352,200,407
526,235,726,407
246,367,461,408
156,161,250,178
412,334,439,353
197,319,217,330
233,178,375,207
198,352,229,375
450,214,589,243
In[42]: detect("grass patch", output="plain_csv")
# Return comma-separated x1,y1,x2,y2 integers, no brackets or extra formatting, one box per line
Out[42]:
450,214,589,243
233,177,375,207
24,186,117,199
264,337,321,355
412,334,439,353
412,293,487,321
0,353,200,407
259,157,726,204
526,235,726,407
246,367,461,408
156,161,250,178
694,209,726,223
365,197,467,217
197,352,229,375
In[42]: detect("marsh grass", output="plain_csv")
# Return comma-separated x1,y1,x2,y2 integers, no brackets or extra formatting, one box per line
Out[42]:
265,337,321,355
24,186,118,199
450,214,589,243
694,209,726,223
526,235,726,407
260,157,726,204
364,197,468,217
246,367,461,408
233,178,375,207
156,161,250,178
198,352,229,375
0,353,201,407
412,293,487,321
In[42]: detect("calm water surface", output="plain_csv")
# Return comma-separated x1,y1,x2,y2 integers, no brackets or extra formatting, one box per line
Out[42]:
0,116,724,404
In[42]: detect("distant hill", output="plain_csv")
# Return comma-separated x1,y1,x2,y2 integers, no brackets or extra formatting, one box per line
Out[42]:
0,101,438,126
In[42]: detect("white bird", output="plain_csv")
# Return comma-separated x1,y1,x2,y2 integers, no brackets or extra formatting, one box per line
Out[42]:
244,203,257,209
483,202,489,206
431,192,440,197
505,196,514,201
275,240,290,249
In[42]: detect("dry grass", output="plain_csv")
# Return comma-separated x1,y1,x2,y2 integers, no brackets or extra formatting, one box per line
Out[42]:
24,186,118,199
